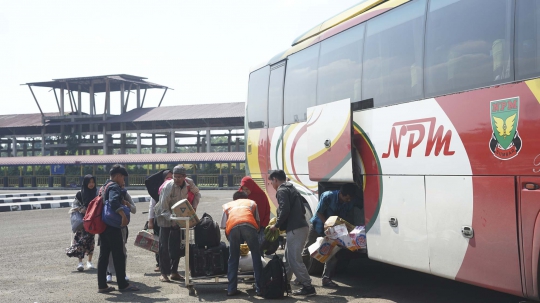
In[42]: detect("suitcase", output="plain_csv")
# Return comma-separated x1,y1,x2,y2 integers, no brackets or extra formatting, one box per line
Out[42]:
194,213,221,248
134,230,159,253
189,242,229,277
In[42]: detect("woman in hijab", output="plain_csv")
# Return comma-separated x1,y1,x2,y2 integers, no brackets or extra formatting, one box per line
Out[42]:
240,176,271,244
66,175,98,272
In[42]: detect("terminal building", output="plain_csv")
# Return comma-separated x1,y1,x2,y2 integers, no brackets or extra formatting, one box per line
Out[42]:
0,74,246,188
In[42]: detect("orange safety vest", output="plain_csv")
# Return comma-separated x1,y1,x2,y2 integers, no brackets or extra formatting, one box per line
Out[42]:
223,199,259,236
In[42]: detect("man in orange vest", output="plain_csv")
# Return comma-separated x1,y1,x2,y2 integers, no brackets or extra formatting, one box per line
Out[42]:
221,191,263,296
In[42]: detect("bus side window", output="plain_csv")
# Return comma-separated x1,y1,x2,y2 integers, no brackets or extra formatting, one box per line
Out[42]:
317,23,365,105
247,66,270,129
424,0,514,98
361,0,426,107
268,63,285,128
516,0,540,81
283,44,320,125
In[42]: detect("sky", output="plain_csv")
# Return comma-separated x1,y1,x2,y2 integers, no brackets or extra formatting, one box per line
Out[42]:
0,0,361,116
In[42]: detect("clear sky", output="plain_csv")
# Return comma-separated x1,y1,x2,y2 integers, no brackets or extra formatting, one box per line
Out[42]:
0,0,361,115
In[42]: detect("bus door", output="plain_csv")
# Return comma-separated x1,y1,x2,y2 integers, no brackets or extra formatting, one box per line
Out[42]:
306,98,354,183
519,176,540,299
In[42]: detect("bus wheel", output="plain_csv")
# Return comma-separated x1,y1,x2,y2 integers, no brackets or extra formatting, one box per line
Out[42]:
303,254,324,275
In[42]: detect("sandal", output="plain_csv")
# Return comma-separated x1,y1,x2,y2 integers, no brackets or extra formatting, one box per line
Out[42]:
119,284,140,292
160,276,171,283
98,286,115,293
170,274,185,281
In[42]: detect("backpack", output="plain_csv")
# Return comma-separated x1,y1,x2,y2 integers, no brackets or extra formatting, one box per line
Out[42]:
194,213,221,248
260,255,290,299
83,183,112,234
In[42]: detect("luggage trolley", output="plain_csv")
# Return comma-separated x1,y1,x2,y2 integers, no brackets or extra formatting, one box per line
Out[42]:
170,216,256,296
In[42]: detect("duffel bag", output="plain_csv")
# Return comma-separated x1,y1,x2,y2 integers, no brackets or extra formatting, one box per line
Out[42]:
194,212,221,248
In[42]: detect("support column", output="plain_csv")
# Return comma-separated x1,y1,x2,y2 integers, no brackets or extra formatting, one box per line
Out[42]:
206,129,211,153
41,128,45,155
152,134,156,153
60,87,65,116
196,131,200,153
137,133,141,154
120,124,126,154
89,83,95,116
12,137,17,157
104,78,110,120
136,85,141,108
102,126,108,155
120,82,125,114
23,142,27,157
169,130,175,153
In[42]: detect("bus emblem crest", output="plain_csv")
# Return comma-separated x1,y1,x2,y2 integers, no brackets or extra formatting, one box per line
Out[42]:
489,97,522,160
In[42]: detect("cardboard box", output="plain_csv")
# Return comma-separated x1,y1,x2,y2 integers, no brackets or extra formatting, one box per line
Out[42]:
134,230,159,253
324,224,349,239
171,199,200,228
350,226,367,250
324,216,355,232
308,237,341,263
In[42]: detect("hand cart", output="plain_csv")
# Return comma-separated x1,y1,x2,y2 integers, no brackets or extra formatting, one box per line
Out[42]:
170,216,256,296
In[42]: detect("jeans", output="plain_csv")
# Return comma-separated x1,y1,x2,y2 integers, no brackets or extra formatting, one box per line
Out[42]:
227,225,263,293
284,226,312,287
159,226,181,276
304,224,338,279
98,225,128,289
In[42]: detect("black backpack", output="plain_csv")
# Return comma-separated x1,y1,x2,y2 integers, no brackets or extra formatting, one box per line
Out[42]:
260,255,290,299
194,213,221,248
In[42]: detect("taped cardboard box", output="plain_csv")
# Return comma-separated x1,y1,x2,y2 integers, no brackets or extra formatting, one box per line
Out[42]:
324,216,355,232
324,224,349,239
308,237,341,263
134,230,159,253
350,226,367,250
171,199,200,228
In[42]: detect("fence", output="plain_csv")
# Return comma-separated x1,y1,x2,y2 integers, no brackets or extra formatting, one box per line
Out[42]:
0,174,245,188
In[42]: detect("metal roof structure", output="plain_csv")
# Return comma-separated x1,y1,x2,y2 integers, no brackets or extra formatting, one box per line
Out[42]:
107,102,245,123
0,152,245,166
25,74,169,93
0,113,51,128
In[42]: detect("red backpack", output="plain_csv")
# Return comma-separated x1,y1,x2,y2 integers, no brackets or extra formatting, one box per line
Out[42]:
83,183,112,235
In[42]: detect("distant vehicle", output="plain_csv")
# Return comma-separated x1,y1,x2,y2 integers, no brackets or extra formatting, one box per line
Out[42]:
245,0,540,300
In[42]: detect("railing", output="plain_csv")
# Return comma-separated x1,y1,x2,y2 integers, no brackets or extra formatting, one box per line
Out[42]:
128,175,147,186
197,175,219,187
8,177,19,187
36,176,49,187
0,174,245,188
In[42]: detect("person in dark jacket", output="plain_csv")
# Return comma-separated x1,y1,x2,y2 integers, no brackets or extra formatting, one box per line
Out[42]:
268,170,316,297
97,164,139,293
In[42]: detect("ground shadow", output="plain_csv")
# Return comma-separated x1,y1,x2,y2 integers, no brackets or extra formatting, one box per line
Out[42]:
102,284,167,302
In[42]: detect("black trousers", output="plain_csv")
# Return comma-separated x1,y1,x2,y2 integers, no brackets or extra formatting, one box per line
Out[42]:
153,218,160,266
159,226,181,276
98,225,128,289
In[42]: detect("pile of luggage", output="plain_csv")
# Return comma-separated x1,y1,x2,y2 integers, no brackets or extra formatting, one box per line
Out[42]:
190,213,229,277
308,216,366,263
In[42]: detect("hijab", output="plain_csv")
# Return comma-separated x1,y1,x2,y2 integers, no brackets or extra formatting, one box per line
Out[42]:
240,176,271,227
76,174,97,207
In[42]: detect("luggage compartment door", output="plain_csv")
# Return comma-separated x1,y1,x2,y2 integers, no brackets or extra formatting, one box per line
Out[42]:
306,98,353,182
519,176,540,300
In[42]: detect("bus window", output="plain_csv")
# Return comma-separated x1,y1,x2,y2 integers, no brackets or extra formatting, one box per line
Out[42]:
425,0,514,98
268,63,285,128
516,0,540,81
284,44,320,125
317,24,365,105
247,66,270,129
362,0,426,107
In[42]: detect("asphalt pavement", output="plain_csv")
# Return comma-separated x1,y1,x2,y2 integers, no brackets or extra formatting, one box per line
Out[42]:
0,189,529,303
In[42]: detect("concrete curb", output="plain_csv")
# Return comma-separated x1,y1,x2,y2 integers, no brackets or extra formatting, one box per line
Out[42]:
0,195,150,212
0,195,76,203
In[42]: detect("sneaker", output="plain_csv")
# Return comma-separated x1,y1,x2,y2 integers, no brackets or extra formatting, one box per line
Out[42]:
77,262,84,272
292,286,316,297
86,261,95,270
125,276,129,282
106,275,112,283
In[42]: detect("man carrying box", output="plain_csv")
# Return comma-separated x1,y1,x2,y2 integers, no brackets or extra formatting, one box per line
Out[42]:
154,165,201,283
303,183,356,288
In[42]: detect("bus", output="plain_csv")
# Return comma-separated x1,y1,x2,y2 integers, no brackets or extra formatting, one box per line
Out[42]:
245,0,540,300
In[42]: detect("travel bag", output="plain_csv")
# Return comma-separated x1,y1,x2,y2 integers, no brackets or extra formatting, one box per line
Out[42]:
260,254,289,299
194,213,221,248
189,241,229,277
